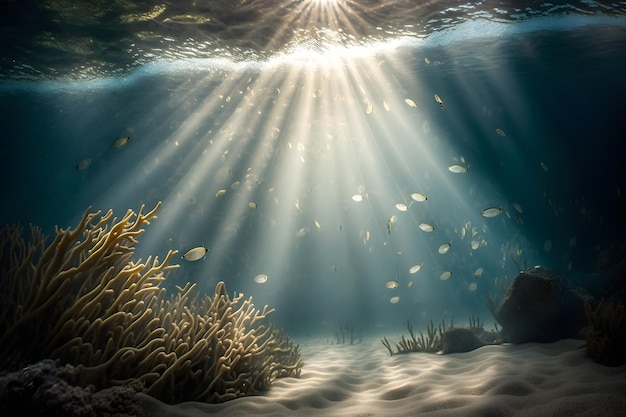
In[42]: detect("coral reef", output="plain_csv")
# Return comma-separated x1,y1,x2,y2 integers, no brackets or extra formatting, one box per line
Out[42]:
584,299,626,366
0,202,303,406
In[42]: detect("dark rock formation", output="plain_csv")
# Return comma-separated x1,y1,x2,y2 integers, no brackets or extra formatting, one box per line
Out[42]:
0,360,144,417
495,266,590,343
441,327,485,354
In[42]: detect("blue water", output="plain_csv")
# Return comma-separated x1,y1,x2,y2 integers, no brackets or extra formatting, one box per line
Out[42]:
1,9,626,337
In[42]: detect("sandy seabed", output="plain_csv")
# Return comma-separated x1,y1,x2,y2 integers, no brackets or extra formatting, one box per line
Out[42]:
139,337,626,417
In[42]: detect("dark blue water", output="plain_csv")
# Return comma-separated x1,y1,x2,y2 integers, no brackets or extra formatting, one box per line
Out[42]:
1,9,626,337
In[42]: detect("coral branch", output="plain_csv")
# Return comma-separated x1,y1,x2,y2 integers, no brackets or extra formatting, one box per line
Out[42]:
0,202,302,404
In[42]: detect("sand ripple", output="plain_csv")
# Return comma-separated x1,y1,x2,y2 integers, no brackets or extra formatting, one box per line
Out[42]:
139,338,626,417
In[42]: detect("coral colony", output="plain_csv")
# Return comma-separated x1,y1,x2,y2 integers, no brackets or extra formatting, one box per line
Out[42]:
0,202,302,405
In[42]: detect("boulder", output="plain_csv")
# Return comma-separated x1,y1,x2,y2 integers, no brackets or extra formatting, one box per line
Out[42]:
495,266,589,343
441,328,485,354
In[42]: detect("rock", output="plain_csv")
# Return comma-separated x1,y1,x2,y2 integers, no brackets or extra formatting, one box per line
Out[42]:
495,266,589,343
441,327,485,354
0,360,144,416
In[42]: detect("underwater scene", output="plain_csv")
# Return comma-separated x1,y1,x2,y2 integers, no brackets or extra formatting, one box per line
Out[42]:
1,0,626,416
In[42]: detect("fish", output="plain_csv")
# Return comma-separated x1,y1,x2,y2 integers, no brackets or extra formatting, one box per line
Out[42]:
112,136,130,148
419,223,435,232
496,128,506,136
440,271,452,280
434,94,444,109
395,203,409,212
424,57,431,64
390,296,400,304
76,157,92,171
410,192,427,202
540,162,549,172
352,194,363,202
462,221,471,237
386,279,399,289
314,220,321,229
474,267,483,277
513,203,523,213
448,164,468,174
407,281,414,288
254,273,269,284
544,240,552,252
471,240,480,250
438,242,451,254
404,98,418,108
387,215,397,234
297,227,310,237
248,202,257,209
383,100,391,111
468,282,478,292
216,189,227,198
230,181,241,190
182,246,208,261
409,264,423,274
480,207,502,218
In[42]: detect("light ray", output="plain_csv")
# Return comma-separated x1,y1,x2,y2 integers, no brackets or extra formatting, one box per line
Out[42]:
65,2,567,331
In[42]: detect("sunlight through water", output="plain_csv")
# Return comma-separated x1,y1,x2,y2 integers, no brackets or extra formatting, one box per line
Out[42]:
1,0,626,336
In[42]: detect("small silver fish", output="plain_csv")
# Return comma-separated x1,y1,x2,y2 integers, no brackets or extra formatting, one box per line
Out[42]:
386,279,399,289
112,136,130,148
440,271,452,280
434,94,444,109
448,164,468,174
404,98,418,108
480,207,502,218
438,242,451,254
395,203,409,212
387,215,397,234
254,273,269,284
76,157,92,171
182,246,208,261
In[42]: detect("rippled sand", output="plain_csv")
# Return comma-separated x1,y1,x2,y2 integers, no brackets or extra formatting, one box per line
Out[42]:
139,337,626,417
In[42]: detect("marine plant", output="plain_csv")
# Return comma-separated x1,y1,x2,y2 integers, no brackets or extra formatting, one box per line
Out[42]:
0,202,303,404
334,321,362,345
381,319,451,355
382,316,501,355
584,299,626,366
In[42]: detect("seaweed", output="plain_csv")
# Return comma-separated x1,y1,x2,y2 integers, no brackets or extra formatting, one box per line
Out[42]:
381,319,451,356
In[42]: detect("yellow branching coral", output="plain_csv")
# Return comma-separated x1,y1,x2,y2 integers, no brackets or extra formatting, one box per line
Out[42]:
0,202,303,404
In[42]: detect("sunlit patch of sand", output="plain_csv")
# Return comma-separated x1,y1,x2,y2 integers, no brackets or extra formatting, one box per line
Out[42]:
139,338,626,417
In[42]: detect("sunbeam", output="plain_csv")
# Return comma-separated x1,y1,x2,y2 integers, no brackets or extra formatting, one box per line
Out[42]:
2,1,626,415
71,24,534,332
2,0,625,345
